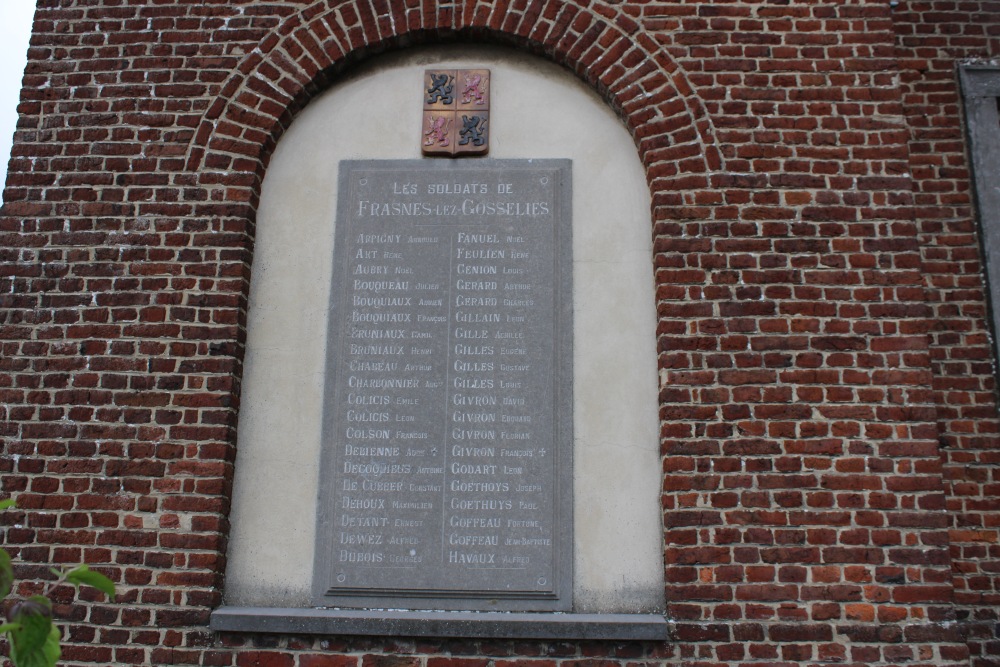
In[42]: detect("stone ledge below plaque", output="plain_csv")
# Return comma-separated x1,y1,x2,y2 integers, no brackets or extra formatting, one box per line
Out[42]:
210,607,670,641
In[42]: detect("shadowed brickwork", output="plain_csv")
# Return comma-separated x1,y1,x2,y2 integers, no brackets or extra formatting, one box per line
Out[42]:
1,1,998,665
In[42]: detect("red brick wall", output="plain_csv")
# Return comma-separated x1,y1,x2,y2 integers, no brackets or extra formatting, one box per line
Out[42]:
0,1,997,665
892,2,1000,666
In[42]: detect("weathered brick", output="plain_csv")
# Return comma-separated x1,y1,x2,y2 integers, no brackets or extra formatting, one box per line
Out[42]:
1,1,996,666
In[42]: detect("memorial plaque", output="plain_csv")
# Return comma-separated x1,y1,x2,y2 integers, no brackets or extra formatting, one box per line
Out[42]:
313,159,572,611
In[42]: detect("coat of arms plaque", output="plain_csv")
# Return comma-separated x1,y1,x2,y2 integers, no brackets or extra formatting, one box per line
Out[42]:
422,69,490,157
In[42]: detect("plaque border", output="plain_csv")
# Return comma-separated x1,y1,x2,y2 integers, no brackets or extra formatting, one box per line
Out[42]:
312,158,574,612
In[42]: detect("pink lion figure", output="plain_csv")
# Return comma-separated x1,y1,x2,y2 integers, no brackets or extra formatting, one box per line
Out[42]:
461,74,486,105
424,115,451,146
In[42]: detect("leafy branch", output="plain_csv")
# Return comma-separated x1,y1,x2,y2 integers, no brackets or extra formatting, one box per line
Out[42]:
1,498,116,667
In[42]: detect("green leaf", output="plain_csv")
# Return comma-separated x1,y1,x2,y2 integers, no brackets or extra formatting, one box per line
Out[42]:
9,622,60,667
0,498,15,511
0,548,13,599
65,564,116,601
41,623,61,667
8,597,53,666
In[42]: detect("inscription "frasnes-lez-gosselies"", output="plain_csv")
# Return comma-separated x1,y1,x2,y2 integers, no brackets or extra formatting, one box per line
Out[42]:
317,161,569,604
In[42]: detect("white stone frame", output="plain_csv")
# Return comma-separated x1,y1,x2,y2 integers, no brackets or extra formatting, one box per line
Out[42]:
216,45,666,638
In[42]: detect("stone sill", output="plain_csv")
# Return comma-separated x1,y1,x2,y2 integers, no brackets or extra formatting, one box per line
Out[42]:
211,607,670,641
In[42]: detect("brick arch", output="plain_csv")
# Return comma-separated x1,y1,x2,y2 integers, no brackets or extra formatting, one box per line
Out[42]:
184,0,723,209
192,0,725,631
190,0,722,626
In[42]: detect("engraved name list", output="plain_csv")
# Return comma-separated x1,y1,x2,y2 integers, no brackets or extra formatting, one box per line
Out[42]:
314,160,573,611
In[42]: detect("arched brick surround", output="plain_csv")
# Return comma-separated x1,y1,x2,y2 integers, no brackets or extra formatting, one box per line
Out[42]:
185,0,720,202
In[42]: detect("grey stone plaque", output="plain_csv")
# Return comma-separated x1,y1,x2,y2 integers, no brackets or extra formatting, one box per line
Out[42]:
313,159,573,611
